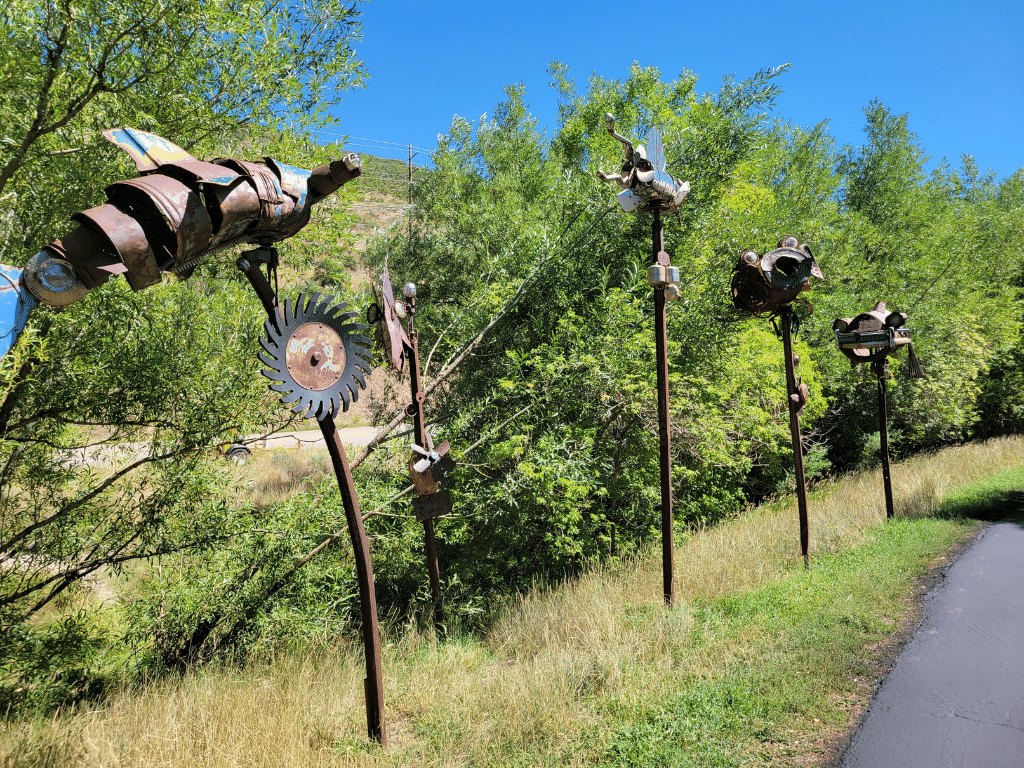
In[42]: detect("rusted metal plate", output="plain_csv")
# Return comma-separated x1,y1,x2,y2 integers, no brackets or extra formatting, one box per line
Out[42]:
74,204,162,291
408,455,440,496
413,489,452,523
102,127,195,172
46,225,123,289
285,321,346,391
215,158,293,234
156,159,241,187
105,175,212,266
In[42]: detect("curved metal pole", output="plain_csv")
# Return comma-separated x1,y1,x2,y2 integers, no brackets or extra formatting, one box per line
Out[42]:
237,254,386,745
875,362,895,519
781,309,810,567
406,298,445,632
652,210,674,605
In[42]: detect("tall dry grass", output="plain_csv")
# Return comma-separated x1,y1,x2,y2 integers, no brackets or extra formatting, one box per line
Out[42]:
238,447,335,508
4,436,1023,767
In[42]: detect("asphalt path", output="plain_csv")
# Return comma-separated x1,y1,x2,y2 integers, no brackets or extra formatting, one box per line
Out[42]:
838,520,1024,768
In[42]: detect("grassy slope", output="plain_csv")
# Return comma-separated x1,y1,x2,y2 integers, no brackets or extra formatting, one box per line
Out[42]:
3,439,1024,767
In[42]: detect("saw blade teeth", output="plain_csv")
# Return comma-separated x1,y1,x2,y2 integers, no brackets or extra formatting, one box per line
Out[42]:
351,369,367,390
268,381,292,393
279,389,302,404
257,350,279,368
352,333,371,346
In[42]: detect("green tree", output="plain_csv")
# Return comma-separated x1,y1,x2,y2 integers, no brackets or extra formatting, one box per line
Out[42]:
0,0,366,709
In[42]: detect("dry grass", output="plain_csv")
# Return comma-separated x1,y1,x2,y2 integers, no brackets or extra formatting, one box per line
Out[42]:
236,448,335,508
4,436,1024,767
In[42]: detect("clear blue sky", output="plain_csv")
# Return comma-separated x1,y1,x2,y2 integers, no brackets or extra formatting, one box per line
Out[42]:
324,1,1023,181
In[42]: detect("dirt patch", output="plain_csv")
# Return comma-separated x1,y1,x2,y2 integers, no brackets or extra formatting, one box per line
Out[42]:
814,524,987,767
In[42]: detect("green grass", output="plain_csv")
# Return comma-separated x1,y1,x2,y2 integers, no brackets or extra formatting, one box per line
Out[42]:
599,517,975,767
3,437,1022,767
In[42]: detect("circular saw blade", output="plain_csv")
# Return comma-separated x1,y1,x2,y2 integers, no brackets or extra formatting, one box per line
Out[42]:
259,292,373,421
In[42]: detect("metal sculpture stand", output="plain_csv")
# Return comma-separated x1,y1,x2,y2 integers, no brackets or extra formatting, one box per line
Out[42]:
780,308,810,567
652,210,674,605
237,250,386,745
405,293,445,631
873,361,895,519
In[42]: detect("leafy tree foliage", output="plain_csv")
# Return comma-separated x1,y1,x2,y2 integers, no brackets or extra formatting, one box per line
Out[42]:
0,0,366,710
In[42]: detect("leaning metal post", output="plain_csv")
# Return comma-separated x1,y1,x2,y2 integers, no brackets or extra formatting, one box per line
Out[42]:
237,252,386,745
874,361,895,519
780,308,810,567
405,293,445,631
652,210,674,605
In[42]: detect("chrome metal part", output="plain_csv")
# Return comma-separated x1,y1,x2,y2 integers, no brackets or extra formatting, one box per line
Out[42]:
22,252,87,307
598,118,691,214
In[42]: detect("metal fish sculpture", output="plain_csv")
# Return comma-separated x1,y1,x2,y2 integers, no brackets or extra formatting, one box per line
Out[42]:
0,127,362,358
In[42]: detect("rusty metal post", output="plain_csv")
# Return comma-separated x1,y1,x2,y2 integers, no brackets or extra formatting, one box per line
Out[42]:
652,210,674,605
875,362,895,519
781,309,810,567
237,253,386,745
320,417,386,744
405,295,445,631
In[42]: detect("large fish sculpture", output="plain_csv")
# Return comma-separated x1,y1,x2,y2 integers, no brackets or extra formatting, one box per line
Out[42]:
0,127,361,358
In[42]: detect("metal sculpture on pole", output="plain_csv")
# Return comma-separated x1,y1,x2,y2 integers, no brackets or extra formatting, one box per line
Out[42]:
366,273,456,633
0,127,389,745
833,302,926,519
731,236,823,566
598,114,690,605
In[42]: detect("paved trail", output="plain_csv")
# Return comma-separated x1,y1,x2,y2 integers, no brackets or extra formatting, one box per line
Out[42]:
839,521,1024,768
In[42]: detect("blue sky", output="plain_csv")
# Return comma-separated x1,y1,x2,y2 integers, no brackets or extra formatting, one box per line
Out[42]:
324,1,1022,181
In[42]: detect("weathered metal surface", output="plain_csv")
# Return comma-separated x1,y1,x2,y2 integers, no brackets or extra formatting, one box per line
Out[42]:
413,489,452,523
106,174,213,266
4,125,362,362
366,266,411,373
74,204,162,290
239,256,386,744
214,157,293,234
321,398,386,745
781,309,811,567
731,236,823,315
598,115,690,215
46,225,123,289
833,301,924,378
264,159,312,239
102,126,194,172
285,322,346,391
258,293,372,421
877,367,895,519
652,212,675,605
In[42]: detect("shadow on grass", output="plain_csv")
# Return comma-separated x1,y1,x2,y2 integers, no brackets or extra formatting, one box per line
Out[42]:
934,482,1024,523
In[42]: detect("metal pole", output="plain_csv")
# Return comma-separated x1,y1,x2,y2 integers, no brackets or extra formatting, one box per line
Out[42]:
781,309,810,567
320,417,386,745
652,210,674,605
876,362,895,519
406,297,445,631
237,254,386,744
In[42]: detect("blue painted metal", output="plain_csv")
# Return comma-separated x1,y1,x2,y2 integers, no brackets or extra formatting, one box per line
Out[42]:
0,266,38,359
